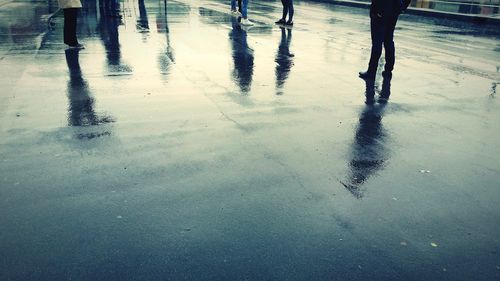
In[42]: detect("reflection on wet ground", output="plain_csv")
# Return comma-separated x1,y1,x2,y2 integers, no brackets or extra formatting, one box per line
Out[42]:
0,0,499,281
275,27,294,95
228,15,254,94
65,49,115,132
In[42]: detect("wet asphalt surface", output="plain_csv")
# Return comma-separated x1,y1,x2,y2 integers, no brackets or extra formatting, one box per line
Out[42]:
1,0,500,280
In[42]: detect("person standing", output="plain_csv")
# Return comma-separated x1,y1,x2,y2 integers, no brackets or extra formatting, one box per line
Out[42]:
275,0,294,26
231,0,253,26
359,0,410,80
58,0,84,48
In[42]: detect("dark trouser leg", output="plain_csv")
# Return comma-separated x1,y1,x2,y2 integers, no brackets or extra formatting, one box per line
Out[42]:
281,0,288,20
288,0,294,22
64,8,78,46
383,17,398,74
238,0,242,13
367,17,384,74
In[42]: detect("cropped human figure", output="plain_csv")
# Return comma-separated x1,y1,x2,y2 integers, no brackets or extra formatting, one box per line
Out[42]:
230,0,253,26
359,0,410,80
275,0,294,26
58,0,84,48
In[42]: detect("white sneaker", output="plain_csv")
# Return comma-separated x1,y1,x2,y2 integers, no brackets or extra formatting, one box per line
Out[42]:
231,10,241,16
240,18,254,26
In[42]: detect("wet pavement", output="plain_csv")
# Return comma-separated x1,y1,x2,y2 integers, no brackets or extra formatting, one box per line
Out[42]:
1,0,500,280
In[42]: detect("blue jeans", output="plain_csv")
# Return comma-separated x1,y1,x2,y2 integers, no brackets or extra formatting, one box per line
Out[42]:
231,0,248,18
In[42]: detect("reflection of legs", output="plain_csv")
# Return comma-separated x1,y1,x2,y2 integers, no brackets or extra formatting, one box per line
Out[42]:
231,0,242,12
383,18,397,75
379,75,392,102
64,8,78,46
287,28,292,47
364,79,375,104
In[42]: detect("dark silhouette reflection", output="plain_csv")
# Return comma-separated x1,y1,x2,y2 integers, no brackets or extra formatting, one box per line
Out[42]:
364,79,376,104
137,0,150,34
363,75,392,104
229,16,254,94
98,1,132,74
275,27,294,95
156,0,175,75
101,0,121,18
341,80,390,198
65,49,114,138
379,75,392,103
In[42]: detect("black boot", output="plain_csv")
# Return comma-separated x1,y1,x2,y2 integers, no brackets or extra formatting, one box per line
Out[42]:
359,71,375,80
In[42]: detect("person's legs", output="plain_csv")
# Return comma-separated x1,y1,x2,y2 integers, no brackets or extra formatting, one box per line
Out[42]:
241,0,248,19
64,8,78,46
281,0,288,20
287,0,294,22
238,0,242,13
367,17,385,75
383,17,398,75
231,0,236,11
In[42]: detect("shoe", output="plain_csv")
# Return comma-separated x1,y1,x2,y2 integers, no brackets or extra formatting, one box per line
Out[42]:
240,18,254,26
231,9,242,16
358,71,375,80
68,43,85,49
285,20,293,26
275,18,286,25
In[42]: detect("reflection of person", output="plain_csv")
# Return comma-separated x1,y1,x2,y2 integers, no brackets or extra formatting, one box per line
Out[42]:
229,17,254,94
97,5,133,73
58,0,84,48
341,82,389,198
102,0,121,18
230,0,242,14
275,27,294,95
365,75,392,104
378,75,392,103
359,0,410,80
65,49,114,128
230,0,253,25
275,0,294,26
156,1,175,75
